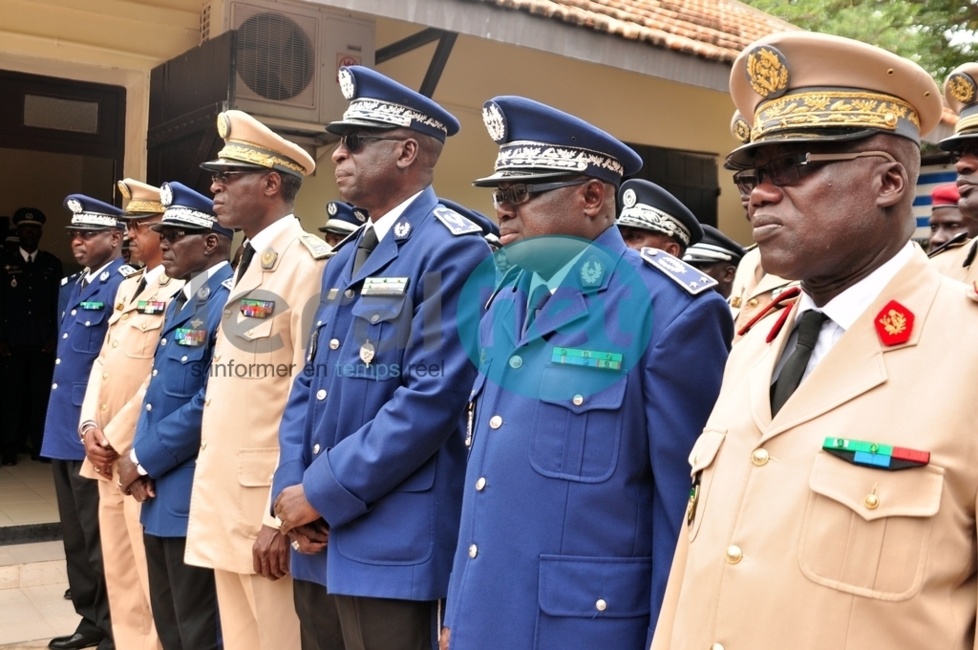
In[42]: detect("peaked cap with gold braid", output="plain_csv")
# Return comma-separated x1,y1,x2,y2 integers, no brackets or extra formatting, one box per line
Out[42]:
939,62,978,151
117,179,164,218
200,110,315,178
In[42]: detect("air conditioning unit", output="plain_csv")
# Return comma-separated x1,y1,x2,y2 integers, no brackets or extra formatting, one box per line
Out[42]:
200,0,375,128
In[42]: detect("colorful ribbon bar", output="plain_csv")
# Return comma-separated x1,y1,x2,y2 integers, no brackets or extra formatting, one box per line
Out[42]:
240,299,275,318
551,347,623,371
80,301,104,310
822,437,930,470
137,300,166,314
175,328,207,346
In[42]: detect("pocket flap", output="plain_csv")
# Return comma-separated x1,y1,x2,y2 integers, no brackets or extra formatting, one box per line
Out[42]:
237,448,278,487
809,451,943,522
538,369,627,414
538,555,652,618
351,294,407,323
689,429,726,476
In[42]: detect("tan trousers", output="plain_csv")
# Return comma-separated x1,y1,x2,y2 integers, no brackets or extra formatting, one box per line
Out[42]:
97,477,161,650
214,569,301,650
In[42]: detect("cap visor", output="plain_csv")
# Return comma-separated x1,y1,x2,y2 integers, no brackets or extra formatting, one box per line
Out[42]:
472,170,583,188
199,159,267,173
724,129,879,169
938,132,978,152
325,120,398,136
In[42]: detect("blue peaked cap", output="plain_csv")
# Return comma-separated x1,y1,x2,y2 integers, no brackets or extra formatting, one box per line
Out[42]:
617,179,703,248
63,194,124,230
473,96,643,187
320,201,368,234
155,182,233,238
326,65,460,142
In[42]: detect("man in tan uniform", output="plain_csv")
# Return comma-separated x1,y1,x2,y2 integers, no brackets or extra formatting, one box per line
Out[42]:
653,33,978,650
931,63,978,283
184,110,328,650
81,179,183,650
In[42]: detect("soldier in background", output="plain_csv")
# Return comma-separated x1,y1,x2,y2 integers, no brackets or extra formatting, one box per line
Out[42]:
0,207,63,465
318,200,366,247
682,224,746,300
616,178,703,258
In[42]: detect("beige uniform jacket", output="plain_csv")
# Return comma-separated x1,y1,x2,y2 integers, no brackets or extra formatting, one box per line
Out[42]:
653,250,978,650
79,270,183,480
729,246,797,341
930,237,977,285
185,219,327,575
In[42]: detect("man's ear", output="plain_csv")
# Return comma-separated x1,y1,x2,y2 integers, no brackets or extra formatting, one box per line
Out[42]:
263,171,283,198
395,138,420,169
581,179,606,216
876,162,908,209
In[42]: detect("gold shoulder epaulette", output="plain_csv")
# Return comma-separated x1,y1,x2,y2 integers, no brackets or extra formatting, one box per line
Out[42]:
299,233,330,260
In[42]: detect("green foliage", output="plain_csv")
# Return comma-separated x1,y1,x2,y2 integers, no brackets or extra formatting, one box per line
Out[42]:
743,0,978,81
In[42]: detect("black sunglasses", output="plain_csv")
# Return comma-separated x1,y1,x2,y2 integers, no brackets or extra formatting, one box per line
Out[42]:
491,178,589,209
338,133,408,153
211,170,267,185
157,229,202,243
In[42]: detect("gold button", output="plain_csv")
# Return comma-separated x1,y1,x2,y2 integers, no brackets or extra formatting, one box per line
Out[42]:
751,449,770,466
572,394,584,406
725,545,743,564
316,389,327,401
111,340,118,348
145,403,153,412
344,289,355,299
595,599,607,612
475,477,487,491
468,544,478,558
122,313,130,320
205,398,211,406
747,298,759,308
884,112,897,126
864,494,880,509
489,415,503,429
313,443,321,455
329,338,340,350
201,441,207,450
223,309,231,317
100,404,107,411
102,373,108,380
213,354,220,362
730,297,741,308
508,355,522,369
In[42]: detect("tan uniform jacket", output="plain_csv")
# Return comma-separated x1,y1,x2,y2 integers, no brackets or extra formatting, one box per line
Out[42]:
185,219,327,575
653,250,978,650
930,237,978,285
79,270,184,480
729,246,797,341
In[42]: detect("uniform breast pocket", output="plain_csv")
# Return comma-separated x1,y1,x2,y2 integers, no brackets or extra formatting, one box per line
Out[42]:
124,315,164,359
347,294,410,371
529,370,627,482
70,309,108,354
536,555,652,650
799,451,944,601
161,344,207,398
686,429,726,541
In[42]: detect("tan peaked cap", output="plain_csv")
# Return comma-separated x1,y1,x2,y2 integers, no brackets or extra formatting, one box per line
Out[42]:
117,179,163,217
201,109,315,177
939,62,978,150
727,31,942,167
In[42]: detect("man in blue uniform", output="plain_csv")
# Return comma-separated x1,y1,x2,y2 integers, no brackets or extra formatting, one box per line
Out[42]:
43,195,131,650
272,65,491,649
116,182,233,650
439,97,732,650
616,178,704,258
0,207,63,464
318,200,367,248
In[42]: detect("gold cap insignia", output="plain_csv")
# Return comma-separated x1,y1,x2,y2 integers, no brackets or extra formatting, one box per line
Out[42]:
217,112,231,139
745,45,789,99
948,72,977,104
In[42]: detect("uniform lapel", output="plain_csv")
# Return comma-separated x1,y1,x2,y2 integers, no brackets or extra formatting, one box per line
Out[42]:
756,250,935,442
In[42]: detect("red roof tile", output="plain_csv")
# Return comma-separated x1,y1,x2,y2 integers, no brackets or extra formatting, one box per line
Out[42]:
467,0,798,63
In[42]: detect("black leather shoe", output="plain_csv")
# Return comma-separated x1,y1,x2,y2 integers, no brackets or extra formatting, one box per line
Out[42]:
49,632,103,649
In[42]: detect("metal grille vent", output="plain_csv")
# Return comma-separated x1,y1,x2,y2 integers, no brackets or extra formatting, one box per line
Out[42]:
235,11,316,103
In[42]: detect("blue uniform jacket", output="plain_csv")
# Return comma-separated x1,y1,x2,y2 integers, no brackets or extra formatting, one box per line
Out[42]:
42,258,130,460
0,250,63,346
443,227,732,650
273,187,491,600
134,266,234,537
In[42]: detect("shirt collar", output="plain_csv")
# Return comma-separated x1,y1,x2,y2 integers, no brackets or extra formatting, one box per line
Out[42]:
19,248,34,263
246,214,297,253
795,241,915,331
370,189,424,242
85,259,117,284
141,263,165,287
182,261,230,300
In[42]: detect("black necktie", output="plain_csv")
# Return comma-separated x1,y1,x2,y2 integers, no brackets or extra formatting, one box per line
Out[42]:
523,284,551,335
771,310,828,416
135,277,148,298
25,255,34,267
236,243,256,285
352,227,379,275
174,291,188,311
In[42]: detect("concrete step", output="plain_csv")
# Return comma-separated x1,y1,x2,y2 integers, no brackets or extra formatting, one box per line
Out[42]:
0,542,74,647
